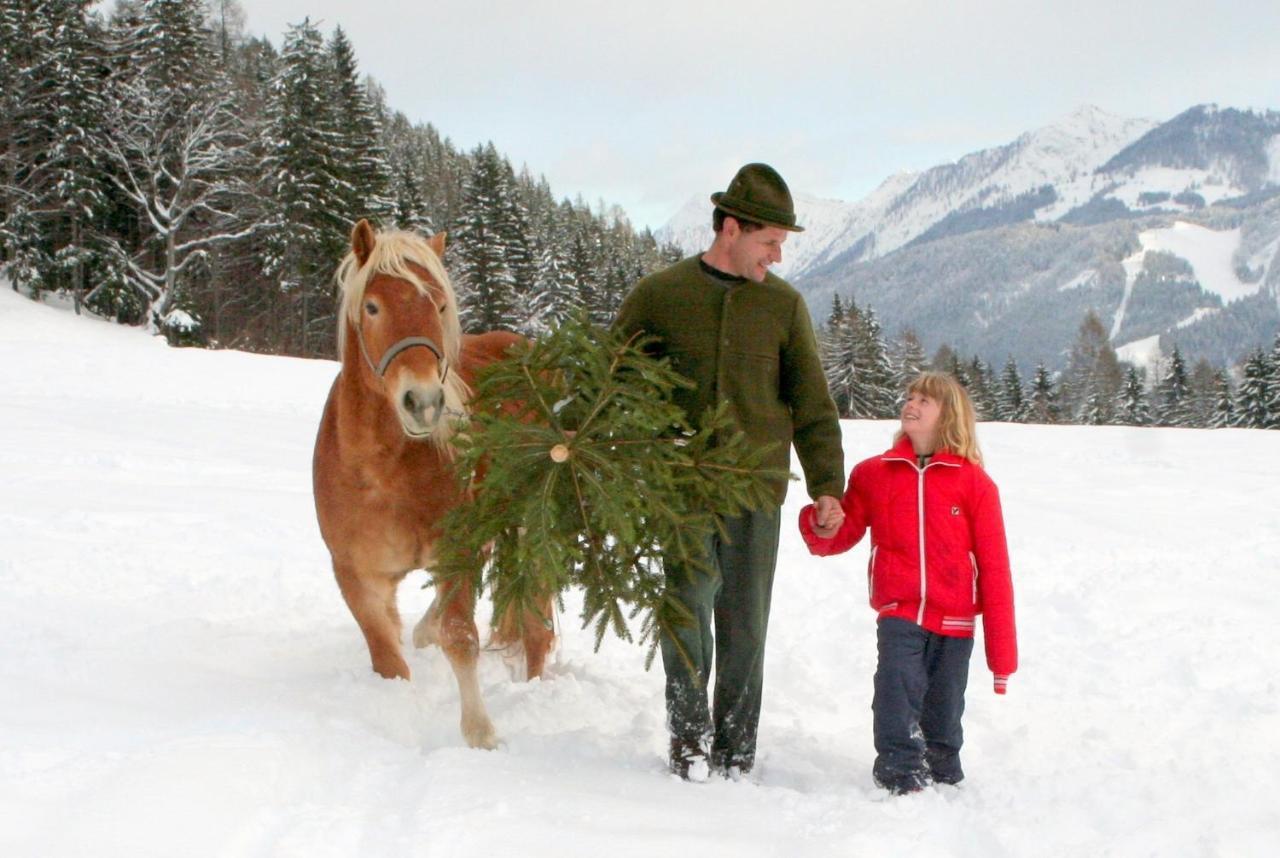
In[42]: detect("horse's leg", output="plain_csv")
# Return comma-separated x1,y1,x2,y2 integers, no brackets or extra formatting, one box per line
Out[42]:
516,599,556,680
490,597,557,680
523,595,556,680
411,596,441,649
335,563,410,680
432,574,497,749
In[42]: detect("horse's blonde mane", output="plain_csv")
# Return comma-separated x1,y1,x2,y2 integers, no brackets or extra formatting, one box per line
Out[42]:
335,229,469,440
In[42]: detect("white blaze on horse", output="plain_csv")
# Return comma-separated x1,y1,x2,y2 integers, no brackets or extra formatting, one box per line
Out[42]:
312,219,555,749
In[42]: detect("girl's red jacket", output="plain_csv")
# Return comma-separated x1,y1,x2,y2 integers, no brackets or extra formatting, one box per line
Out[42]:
799,436,1018,692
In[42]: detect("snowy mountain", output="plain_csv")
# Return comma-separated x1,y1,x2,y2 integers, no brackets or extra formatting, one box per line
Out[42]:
658,104,1280,372
4,287,1279,857
657,106,1161,280
800,195,1280,373
864,105,1159,258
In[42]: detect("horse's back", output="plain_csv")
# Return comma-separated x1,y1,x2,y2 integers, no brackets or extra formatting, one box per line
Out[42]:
460,330,525,384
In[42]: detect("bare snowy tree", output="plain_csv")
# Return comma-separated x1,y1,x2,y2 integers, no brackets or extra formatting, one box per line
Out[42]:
95,73,253,332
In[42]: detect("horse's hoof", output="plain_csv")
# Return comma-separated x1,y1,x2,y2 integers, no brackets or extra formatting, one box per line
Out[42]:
462,717,498,750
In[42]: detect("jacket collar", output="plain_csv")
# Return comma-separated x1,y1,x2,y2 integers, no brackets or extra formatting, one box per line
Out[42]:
881,435,964,468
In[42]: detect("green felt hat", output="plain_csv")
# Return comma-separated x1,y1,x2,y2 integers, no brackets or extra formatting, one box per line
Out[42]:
710,163,804,232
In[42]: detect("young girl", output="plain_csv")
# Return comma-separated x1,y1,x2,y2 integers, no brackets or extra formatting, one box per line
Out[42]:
799,371,1017,794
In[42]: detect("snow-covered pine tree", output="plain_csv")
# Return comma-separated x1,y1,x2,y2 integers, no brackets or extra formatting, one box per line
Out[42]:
1116,364,1150,426
384,121,434,232
1209,369,1234,429
421,122,467,229
566,208,600,323
513,171,554,334
826,294,845,330
996,356,1026,422
454,143,519,332
381,112,434,231
931,343,957,375
1026,362,1058,424
327,26,394,227
1153,345,1193,427
197,33,284,347
820,296,855,417
596,212,648,327
966,356,997,421
1266,335,1280,430
1186,358,1219,429
821,297,895,419
527,197,580,334
259,17,348,354
43,0,109,314
0,0,108,307
580,208,619,327
0,0,24,226
889,327,927,393
1234,349,1271,429
495,162,539,331
1061,309,1121,423
857,306,897,418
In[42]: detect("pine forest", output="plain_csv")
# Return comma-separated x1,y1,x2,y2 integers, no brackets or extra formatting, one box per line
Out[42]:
0,0,681,358
3,1,1278,430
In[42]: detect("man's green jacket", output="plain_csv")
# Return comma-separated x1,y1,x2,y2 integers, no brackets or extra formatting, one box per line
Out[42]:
614,256,845,504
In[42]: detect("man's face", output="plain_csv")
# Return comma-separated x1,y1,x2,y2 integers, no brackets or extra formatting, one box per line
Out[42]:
724,221,789,282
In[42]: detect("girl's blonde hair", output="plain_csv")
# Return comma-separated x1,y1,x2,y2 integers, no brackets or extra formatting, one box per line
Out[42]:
894,371,983,465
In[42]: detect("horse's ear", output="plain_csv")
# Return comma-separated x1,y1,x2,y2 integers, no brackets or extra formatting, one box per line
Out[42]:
428,231,447,258
351,219,376,267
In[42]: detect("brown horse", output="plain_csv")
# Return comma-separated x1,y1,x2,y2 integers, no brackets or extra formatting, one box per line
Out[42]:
312,219,555,749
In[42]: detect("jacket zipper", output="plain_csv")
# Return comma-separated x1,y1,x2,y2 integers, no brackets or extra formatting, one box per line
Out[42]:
917,466,927,625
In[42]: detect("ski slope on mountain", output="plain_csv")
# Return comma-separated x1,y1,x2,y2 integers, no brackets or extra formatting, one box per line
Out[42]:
1,287,1277,857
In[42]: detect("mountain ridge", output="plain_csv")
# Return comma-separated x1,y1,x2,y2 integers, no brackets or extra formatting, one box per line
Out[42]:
657,103,1280,372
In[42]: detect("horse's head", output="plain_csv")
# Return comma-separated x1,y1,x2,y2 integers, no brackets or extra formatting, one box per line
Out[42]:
336,220,468,444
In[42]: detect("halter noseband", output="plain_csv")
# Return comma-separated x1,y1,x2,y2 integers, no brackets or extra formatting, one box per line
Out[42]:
357,327,450,384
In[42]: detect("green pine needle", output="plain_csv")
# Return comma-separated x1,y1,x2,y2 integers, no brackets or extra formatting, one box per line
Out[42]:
434,313,786,663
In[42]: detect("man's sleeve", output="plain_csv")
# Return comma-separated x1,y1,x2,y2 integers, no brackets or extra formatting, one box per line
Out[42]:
780,295,845,500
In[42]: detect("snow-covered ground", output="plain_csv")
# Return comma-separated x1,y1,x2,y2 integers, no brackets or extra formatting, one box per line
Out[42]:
2,286,1278,857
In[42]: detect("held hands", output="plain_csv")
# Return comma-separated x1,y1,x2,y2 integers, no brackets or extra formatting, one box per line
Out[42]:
810,495,845,539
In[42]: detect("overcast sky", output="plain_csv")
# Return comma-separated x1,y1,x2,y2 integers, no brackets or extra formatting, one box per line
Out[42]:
233,0,1280,232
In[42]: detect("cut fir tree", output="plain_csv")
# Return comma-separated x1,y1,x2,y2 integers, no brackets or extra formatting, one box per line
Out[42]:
434,314,785,668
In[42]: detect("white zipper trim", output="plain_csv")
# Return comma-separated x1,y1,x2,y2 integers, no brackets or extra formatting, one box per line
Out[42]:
970,551,979,605
917,466,926,625
867,545,877,604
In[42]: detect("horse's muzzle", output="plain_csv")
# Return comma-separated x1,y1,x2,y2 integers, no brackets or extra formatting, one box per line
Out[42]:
397,382,446,436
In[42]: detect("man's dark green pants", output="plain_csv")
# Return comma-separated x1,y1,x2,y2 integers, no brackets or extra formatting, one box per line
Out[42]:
660,506,781,771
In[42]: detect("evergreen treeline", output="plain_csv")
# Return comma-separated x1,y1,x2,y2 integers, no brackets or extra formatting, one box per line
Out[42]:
0,0,680,357
820,300,1280,430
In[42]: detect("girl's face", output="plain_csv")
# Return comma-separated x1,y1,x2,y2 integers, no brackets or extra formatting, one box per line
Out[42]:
901,390,943,450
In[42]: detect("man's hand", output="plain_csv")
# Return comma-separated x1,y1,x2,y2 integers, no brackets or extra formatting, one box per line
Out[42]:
811,495,844,539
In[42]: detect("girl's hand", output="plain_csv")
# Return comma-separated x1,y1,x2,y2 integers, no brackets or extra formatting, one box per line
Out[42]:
811,495,844,538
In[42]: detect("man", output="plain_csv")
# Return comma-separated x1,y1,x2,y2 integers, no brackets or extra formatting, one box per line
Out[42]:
614,163,846,780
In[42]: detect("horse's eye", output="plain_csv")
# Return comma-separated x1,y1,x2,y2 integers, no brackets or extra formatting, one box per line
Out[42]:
365,302,379,316
438,303,447,313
